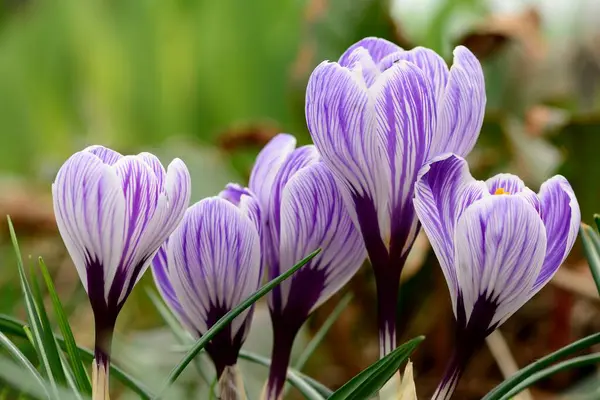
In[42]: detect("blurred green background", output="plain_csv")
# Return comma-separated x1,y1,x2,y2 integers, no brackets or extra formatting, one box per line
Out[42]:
1,0,600,398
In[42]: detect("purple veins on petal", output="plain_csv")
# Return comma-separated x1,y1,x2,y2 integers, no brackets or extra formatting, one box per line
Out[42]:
249,133,297,211
85,145,123,165
533,176,580,292
275,162,366,316
167,197,261,344
338,37,402,67
455,195,547,328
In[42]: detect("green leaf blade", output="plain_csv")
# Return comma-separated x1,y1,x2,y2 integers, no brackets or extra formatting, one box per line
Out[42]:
38,257,91,394
328,336,424,400
579,224,600,298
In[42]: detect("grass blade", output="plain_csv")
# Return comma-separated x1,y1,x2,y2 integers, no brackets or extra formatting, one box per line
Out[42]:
594,214,600,233
483,332,600,400
238,350,331,399
0,332,49,397
0,314,153,399
499,353,600,400
328,336,424,400
28,260,67,386
294,293,353,372
155,248,321,398
580,224,600,295
7,216,60,399
38,257,91,394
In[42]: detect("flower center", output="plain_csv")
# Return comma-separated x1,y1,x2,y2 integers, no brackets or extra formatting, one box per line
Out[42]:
494,187,510,195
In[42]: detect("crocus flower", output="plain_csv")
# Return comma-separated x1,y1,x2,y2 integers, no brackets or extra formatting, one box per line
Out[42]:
52,145,191,399
249,135,367,400
306,37,486,356
413,154,580,399
151,186,262,389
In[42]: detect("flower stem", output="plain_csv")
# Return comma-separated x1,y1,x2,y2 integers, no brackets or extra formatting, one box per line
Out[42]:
374,268,401,358
92,315,115,400
219,365,246,400
92,355,110,400
264,322,300,400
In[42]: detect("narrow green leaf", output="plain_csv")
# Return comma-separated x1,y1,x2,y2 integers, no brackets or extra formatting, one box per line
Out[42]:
328,336,424,400
594,214,600,233
7,216,60,399
58,351,84,400
483,332,600,400
238,350,330,399
0,332,49,397
0,314,154,399
581,224,600,295
499,353,600,400
155,248,321,398
38,257,92,394
28,260,67,386
294,293,353,372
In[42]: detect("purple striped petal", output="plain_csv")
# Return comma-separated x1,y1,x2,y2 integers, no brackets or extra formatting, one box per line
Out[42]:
339,37,402,67
85,145,123,165
219,183,262,231
138,152,166,191
455,195,547,328
486,173,541,212
414,154,488,313
306,61,387,227
379,47,449,105
52,151,125,299
273,162,366,316
151,241,195,332
268,145,320,274
372,60,436,254
533,176,580,292
167,198,261,342
249,133,297,212
431,46,485,157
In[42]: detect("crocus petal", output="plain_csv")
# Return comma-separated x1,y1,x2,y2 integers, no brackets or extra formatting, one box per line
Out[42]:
275,163,366,316
432,46,485,157
306,61,387,230
52,151,125,300
220,183,262,233
380,47,449,105
249,133,296,211
486,173,526,194
414,154,488,313
109,156,161,303
168,198,261,339
85,145,123,165
268,145,320,274
455,195,547,328
138,152,167,191
151,241,195,332
338,37,402,67
533,176,580,292
371,60,436,252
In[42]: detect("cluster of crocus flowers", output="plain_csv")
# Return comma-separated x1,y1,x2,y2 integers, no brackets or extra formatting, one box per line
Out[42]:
306,37,486,357
248,135,367,400
52,145,191,400
414,154,580,399
49,35,582,400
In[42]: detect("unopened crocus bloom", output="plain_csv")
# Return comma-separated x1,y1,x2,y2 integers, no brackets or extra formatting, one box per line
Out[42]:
52,145,191,399
306,37,486,356
249,135,367,400
152,186,262,396
413,154,580,399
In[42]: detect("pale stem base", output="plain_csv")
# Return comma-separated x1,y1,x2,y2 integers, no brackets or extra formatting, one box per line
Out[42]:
219,365,247,400
92,358,110,400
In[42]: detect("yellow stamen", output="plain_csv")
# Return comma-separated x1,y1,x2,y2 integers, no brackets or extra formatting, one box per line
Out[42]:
494,187,510,195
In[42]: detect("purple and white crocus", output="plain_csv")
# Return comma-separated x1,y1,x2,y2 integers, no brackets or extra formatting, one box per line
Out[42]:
306,37,486,356
152,186,262,387
249,134,366,400
413,154,580,400
52,145,191,399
